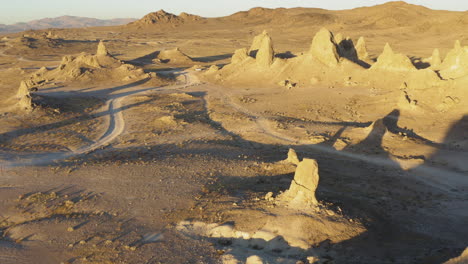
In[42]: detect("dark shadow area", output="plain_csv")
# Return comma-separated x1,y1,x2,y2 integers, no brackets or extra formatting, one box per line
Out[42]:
192,53,233,63
249,49,258,58
127,51,160,65
381,109,441,147
337,39,371,69
275,51,296,59
58,39,100,44
410,56,431,69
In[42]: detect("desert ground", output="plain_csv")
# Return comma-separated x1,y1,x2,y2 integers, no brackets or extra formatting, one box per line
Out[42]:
0,2,467,263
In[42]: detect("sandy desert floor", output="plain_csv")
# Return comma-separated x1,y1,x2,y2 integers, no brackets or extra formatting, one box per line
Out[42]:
0,2,467,264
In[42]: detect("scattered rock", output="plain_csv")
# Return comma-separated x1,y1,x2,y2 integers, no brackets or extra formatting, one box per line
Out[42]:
278,79,296,89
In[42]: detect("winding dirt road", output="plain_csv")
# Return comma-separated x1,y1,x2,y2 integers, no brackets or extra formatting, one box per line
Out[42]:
0,72,198,168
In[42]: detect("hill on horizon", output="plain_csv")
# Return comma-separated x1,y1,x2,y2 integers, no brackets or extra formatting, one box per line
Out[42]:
0,15,137,33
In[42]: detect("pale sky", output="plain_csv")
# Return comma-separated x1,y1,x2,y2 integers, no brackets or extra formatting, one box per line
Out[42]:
0,0,467,24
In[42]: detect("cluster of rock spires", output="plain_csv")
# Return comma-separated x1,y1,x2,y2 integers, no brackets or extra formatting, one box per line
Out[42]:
212,27,468,77
205,28,467,112
15,41,150,110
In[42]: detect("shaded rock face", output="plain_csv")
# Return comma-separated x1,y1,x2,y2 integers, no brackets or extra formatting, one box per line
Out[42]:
284,158,320,207
337,37,358,61
256,32,274,68
370,43,416,71
309,28,339,67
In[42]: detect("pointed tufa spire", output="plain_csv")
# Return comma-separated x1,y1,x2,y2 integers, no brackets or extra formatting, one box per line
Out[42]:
249,30,269,56
97,40,109,56
431,48,441,68
334,33,343,44
383,43,393,54
255,31,274,68
286,148,300,165
371,43,415,71
283,158,320,207
310,28,339,67
17,81,31,98
355,36,369,60
439,40,468,79
16,81,33,110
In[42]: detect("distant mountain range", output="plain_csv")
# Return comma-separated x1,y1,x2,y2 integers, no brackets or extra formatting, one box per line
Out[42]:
0,16,137,33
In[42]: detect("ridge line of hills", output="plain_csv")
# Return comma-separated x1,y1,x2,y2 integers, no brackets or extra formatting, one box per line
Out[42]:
1,1,468,34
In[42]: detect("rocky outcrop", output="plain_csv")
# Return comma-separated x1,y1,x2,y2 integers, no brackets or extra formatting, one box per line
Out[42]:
130,10,203,26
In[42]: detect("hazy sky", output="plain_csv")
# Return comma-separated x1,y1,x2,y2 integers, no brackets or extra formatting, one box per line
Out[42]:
1,0,467,24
